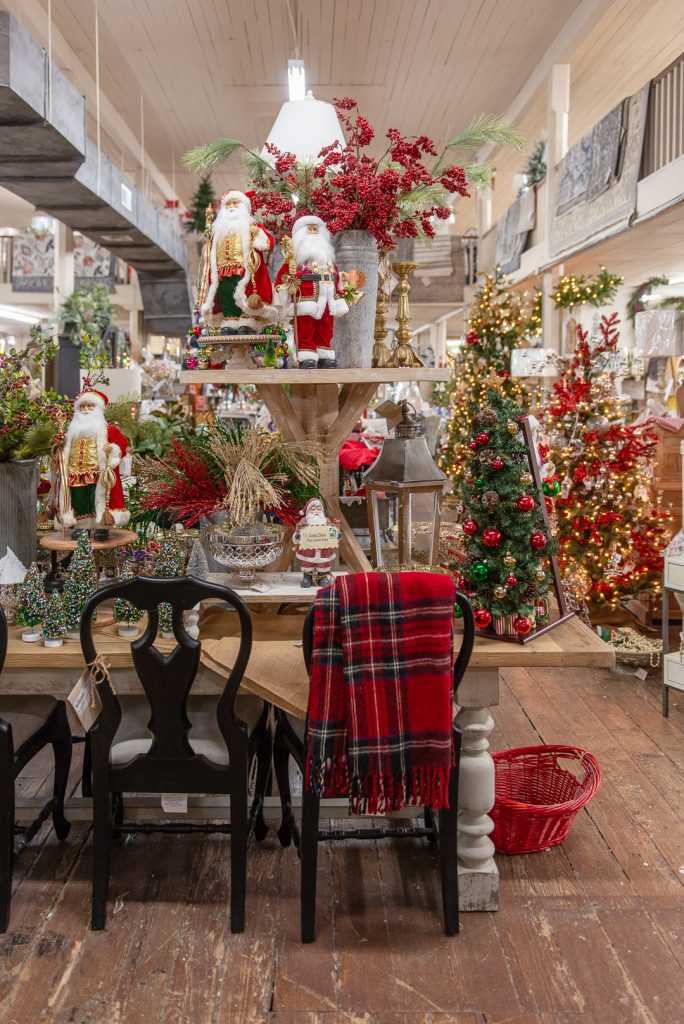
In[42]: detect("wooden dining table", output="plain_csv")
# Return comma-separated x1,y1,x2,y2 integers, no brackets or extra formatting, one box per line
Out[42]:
1,571,614,913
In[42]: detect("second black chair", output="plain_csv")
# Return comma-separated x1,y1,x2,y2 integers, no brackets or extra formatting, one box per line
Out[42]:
80,575,270,932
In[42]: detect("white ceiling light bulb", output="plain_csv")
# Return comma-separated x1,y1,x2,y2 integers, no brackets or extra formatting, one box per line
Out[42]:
288,59,306,102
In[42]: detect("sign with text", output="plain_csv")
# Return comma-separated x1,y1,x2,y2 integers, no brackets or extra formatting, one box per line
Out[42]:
298,524,340,548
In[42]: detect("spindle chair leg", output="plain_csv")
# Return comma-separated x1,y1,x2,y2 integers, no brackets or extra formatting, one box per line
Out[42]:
300,790,320,943
91,778,112,930
230,745,248,934
438,727,462,936
274,724,294,848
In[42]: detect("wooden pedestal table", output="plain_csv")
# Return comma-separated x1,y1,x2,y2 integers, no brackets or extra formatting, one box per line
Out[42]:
39,528,138,586
180,367,451,571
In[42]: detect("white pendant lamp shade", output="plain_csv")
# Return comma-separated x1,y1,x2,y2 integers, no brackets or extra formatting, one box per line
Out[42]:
262,92,346,164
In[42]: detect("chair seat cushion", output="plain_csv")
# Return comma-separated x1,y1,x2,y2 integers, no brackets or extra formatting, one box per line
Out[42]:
110,693,265,767
0,696,58,751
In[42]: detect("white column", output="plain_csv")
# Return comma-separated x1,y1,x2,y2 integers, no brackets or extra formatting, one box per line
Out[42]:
543,64,570,353
477,186,493,239
456,668,499,910
53,220,74,312
435,321,448,367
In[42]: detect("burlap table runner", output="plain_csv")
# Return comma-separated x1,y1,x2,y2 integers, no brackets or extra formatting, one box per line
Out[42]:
199,606,309,718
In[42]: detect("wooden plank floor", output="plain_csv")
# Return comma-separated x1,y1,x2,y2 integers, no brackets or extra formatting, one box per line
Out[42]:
1,665,682,1024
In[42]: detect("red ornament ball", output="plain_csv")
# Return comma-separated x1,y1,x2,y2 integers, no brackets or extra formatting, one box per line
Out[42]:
517,495,535,512
476,432,490,447
468,440,479,451
544,496,554,514
506,574,518,587
462,518,479,536
491,458,505,471
465,329,480,346
530,531,547,550
482,528,503,548
513,615,532,635
474,608,492,629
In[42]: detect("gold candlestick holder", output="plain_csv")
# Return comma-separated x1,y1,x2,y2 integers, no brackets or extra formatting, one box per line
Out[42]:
372,270,393,368
387,261,423,368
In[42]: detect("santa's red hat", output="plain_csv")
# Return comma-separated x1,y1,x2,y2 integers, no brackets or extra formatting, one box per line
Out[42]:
220,189,252,213
74,387,108,408
300,496,325,516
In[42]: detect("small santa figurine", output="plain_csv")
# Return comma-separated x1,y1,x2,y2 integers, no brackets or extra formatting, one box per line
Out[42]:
274,215,349,368
58,387,130,529
292,497,341,588
200,190,278,334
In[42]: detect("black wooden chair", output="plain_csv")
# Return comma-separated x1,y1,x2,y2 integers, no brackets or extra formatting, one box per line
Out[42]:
273,586,475,942
79,575,270,932
0,606,72,933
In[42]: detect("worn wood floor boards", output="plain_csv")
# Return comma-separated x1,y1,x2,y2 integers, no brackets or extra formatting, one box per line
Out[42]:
0,666,681,1024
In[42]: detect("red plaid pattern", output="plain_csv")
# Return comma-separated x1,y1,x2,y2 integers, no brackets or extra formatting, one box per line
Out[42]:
305,572,456,814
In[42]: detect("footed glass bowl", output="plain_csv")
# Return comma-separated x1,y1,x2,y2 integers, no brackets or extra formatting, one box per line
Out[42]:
207,521,286,586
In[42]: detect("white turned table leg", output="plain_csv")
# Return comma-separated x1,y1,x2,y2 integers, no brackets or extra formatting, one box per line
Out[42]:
455,667,499,911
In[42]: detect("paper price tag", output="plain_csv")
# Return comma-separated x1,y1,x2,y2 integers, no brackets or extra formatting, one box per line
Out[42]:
298,524,339,548
67,669,102,732
161,794,188,814
633,668,648,681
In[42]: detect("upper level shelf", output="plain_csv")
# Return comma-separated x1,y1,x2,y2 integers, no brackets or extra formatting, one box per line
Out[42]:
179,367,452,385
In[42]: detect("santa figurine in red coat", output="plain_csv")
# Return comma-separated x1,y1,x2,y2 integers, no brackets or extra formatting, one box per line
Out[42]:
58,387,130,530
292,497,340,588
200,190,278,334
274,215,349,368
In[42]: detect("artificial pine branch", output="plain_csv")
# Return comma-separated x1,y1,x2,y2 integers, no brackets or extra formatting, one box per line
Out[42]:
183,139,242,175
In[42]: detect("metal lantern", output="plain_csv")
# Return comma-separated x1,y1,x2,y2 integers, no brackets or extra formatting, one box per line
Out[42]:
364,402,446,567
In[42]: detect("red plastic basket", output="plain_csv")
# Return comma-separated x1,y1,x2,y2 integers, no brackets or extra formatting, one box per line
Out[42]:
491,744,601,854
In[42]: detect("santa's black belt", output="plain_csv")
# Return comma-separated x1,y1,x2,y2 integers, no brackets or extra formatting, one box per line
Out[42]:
301,272,334,282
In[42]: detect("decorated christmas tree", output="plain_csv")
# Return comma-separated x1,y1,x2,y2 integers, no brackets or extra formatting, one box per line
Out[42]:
543,313,671,613
186,176,215,233
455,373,555,638
17,562,47,631
155,540,186,636
187,538,209,578
113,560,143,633
438,273,530,484
43,591,67,645
62,533,97,636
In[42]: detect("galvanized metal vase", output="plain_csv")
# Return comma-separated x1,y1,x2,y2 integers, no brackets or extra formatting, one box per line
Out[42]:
333,229,379,367
0,459,38,569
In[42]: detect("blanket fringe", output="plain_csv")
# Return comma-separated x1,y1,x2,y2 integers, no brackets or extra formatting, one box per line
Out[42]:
305,756,451,814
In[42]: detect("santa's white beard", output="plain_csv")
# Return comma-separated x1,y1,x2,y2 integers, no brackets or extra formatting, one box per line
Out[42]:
307,511,327,526
66,407,107,441
293,230,335,269
212,204,252,257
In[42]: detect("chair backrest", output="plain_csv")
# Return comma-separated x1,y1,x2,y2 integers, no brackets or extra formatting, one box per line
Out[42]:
80,575,252,789
302,574,475,692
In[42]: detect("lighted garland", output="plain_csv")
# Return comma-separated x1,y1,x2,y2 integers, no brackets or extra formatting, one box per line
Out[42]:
552,267,622,310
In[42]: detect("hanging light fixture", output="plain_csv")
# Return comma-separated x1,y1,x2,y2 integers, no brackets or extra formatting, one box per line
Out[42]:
287,59,306,101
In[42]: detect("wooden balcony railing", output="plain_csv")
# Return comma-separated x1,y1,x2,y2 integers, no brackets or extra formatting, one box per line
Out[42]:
641,52,684,177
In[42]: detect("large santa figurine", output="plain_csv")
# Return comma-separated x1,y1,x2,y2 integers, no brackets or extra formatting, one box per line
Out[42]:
58,387,130,529
292,497,340,588
200,190,278,334
274,215,349,368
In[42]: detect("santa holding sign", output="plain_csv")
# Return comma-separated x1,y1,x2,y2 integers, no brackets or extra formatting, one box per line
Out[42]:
292,497,340,588
274,215,350,368
58,387,130,529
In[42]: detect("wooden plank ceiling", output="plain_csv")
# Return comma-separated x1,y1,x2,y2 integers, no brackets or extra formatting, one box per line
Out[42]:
13,0,582,205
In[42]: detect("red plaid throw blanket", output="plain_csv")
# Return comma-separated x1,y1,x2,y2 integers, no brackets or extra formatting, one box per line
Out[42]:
305,571,457,814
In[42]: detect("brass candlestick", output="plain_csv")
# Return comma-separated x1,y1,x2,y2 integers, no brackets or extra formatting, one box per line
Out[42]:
372,270,393,368
387,261,423,368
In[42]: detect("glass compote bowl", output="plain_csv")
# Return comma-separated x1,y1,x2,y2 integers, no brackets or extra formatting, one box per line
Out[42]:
206,520,286,586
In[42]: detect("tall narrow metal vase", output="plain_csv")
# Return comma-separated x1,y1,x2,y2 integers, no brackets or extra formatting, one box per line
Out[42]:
333,229,379,367
0,459,38,568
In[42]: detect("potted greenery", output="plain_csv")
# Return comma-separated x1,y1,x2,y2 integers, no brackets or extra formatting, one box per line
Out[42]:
55,284,114,397
0,327,68,568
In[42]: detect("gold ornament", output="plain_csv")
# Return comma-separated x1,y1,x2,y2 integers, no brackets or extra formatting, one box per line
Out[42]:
503,553,517,568
493,585,507,599
535,567,545,582
507,421,518,435
521,472,533,486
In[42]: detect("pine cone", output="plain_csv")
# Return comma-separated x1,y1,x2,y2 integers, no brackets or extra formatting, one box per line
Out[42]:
481,490,500,509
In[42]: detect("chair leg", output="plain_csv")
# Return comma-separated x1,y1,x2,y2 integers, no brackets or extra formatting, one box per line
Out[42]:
300,790,320,943
91,778,112,930
48,703,72,841
438,731,462,936
0,722,14,934
81,734,92,798
230,745,248,934
274,723,294,848
249,714,272,843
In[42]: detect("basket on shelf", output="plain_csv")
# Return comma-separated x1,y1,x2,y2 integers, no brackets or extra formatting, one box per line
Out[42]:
491,744,601,855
